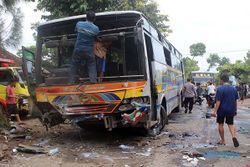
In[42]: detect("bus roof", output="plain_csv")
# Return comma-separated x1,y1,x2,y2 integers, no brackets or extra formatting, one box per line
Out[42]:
39,11,143,28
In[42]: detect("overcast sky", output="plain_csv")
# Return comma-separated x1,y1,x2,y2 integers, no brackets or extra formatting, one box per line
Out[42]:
158,0,250,71
15,0,250,71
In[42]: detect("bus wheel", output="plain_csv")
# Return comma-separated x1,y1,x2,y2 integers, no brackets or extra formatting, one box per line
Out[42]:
173,96,182,113
147,105,167,136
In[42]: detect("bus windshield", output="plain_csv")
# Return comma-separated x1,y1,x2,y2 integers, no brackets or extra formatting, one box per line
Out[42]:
38,32,144,85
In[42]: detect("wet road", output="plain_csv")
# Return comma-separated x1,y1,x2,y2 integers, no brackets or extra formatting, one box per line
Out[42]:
1,101,250,167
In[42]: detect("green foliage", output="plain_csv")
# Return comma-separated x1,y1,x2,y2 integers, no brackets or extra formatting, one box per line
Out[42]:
183,57,200,79
17,45,59,69
189,43,206,58
217,52,250,84
244,51,250,66
0,0,25,48
207,54,230,70
219,57,230,66
207,53,220,70
34,0,171,35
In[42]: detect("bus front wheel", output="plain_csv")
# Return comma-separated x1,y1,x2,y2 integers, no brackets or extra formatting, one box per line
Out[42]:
147,105,167,136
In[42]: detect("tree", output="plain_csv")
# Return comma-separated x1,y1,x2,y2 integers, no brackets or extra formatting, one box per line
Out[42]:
207,53,220,70
207,54,230,71
34,0,172,35
217,52,250,84
189,43,206,59
0,0,26,48
244,51,250,66
183,57,200,79
219,57,230,66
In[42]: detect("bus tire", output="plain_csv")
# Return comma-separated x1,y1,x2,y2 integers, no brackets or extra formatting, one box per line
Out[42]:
173,97,182,113
147,105,167,136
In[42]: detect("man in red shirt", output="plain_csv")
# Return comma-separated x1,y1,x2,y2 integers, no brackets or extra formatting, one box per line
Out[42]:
6,77,21,123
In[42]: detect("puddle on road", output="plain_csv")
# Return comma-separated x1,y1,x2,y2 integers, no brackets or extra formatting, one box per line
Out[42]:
203,151,241,158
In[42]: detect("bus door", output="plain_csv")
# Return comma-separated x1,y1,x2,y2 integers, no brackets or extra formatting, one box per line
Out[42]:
143,33,157,122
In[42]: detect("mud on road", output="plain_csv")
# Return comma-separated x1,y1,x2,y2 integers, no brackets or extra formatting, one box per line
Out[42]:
1,100,250,167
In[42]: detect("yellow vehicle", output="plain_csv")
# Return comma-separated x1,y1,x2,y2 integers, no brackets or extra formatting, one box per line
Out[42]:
0,60,30,116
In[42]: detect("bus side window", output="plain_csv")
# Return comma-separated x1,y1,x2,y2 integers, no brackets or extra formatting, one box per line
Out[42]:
144,34,154,62
151,38,165,64
163,48,172,67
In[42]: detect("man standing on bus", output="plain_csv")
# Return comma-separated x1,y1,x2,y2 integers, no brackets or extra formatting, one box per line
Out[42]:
183,78,197,113
70,11,100,84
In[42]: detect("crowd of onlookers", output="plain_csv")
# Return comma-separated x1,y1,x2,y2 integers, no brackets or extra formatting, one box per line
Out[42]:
182,74,246,147
191,80,249,106
236,82,249,103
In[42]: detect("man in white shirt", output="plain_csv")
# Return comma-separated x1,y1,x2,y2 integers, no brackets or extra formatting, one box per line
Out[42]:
207,82,216,95
207,82,216,107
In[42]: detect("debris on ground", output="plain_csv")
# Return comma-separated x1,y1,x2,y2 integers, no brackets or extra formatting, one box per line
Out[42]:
10,124,27,134
182,151,205,167
48,148,59,156
1,123,33,140
168,132,199,140
119,144,135,150
135,148,152,157
33,139,50,147
165,143,216,149
79,152,129,163
121,147,153,157
0,143,9,161
156,131,169,138
16,144,46,154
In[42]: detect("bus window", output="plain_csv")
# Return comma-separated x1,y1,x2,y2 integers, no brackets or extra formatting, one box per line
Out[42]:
163,48,172,66
151,38,165,64
150,26,158,39
125,37,140,75
42,43,73,69
105,37,124,77
144,34,154,61
171,53,177,69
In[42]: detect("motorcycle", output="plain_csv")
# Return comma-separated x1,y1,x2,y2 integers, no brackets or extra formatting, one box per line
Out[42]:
207,94,215,108
194,95,204,105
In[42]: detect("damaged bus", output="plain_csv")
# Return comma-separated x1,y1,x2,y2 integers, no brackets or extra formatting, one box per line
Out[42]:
23,11,184,135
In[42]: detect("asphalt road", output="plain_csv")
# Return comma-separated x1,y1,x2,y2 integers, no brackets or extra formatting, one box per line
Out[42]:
1,99,250,167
